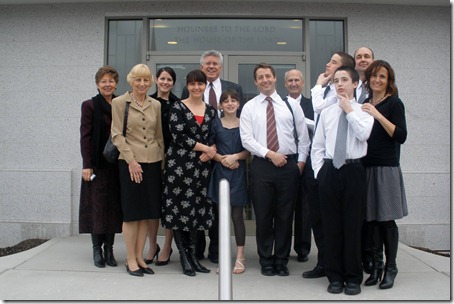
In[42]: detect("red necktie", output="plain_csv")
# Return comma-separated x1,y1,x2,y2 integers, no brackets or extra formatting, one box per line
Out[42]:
266,97,279,152
209,82,217,110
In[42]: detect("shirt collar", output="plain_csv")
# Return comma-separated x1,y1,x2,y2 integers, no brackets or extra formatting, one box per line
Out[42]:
207,78,221,88
287,94,301,103
259,91,281,103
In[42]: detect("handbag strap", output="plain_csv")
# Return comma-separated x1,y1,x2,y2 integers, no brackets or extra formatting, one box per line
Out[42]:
122,102,131,137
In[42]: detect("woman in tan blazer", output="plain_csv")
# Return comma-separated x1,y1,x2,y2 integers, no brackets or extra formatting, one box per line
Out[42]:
111,64,164,277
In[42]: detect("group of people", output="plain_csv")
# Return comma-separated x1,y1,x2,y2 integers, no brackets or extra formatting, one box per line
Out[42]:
291,47,407,295
78,47,408,296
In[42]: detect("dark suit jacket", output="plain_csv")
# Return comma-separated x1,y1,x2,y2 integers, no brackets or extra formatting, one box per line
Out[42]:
283,94,315,176
299,94,313,121
181,79,245,109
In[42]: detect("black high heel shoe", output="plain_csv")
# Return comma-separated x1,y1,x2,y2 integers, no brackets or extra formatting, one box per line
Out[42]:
125,263,143,277
155,248,173,266
145,244,161,264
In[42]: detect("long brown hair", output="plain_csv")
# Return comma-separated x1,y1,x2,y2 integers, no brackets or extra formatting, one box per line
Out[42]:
365,60,398,96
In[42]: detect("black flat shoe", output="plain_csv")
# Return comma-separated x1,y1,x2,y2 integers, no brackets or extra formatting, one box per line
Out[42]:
261,265,275,276
275,264,289,276
155,248,173,266
302,265,326,279
125,264,143,277
145,244,161,264
344,283,361,295
139,265,155,275
327,281,344,294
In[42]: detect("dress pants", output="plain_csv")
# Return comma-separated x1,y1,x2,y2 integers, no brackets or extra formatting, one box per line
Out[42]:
251,157,299,267
318,160,365,285
302,157,324,267
293,168,312,257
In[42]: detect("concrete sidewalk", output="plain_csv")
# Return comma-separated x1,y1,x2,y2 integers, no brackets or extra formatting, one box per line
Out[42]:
0,234,450,301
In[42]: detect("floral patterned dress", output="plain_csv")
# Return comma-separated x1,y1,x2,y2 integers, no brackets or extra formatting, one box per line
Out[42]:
161,100,217,231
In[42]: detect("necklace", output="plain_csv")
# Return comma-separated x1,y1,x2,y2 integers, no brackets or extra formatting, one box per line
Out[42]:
371,94,389,106
131,93,145,107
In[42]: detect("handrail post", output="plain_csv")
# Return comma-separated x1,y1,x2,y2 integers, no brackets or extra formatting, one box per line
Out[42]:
218,179,232,300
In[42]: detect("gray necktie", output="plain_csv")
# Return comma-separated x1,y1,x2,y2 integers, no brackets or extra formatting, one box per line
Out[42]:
333,111,348,169
357,84,367,104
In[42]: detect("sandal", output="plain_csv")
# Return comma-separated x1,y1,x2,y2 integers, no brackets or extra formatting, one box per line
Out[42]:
233,258,245,274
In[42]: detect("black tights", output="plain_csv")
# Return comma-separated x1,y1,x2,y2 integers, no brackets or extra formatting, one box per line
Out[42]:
231,206,245,246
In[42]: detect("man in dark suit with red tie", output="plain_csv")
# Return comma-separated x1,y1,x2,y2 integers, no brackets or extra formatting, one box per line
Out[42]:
182,50,244,264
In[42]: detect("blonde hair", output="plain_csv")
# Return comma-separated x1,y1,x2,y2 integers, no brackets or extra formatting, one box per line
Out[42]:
126,64,153,86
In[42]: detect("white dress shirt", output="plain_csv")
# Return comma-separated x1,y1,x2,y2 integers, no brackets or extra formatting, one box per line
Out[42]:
311,83,337,115
240,91,311,163
311,98,374,178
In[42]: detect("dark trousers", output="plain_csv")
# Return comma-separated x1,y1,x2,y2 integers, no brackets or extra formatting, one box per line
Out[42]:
251,157,299,267
303,158,324,267
293,169,312,256
318,160,365,284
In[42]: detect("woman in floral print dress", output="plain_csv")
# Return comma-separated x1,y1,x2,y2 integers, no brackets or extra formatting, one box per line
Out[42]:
161,69,217,276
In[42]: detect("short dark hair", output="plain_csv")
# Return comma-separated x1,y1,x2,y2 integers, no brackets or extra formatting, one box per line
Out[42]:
334,66,360,83
365,60,398,96
95,65,119,84
186,69,207,85
335,52,355,69
156,66,176,83
253,62,276,80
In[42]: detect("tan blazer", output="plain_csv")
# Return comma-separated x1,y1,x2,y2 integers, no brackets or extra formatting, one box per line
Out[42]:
111,91,164,164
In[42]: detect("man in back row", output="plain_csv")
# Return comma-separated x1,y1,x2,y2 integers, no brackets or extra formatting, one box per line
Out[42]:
283,69,313,264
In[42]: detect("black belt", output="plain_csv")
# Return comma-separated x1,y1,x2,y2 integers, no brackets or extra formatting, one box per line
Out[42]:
256,154,297,162
324,158,362,164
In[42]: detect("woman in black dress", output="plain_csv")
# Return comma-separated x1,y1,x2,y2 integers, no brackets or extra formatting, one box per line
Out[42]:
79,66,123,268
161,70,217,276
145,67,179,266
361,60,408,289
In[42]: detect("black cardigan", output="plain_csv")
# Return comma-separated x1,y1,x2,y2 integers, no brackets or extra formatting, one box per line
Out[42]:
362,95,407,167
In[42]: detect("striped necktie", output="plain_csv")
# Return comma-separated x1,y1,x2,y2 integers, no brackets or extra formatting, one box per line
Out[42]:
266,97,279,152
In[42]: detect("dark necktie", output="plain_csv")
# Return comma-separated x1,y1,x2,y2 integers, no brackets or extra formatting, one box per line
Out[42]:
209,82,217,110
266,97,279,152
323,85,331,99
333,111,348,169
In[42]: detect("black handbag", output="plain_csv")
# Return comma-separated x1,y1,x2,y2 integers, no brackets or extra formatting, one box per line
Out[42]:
103,102,130,163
